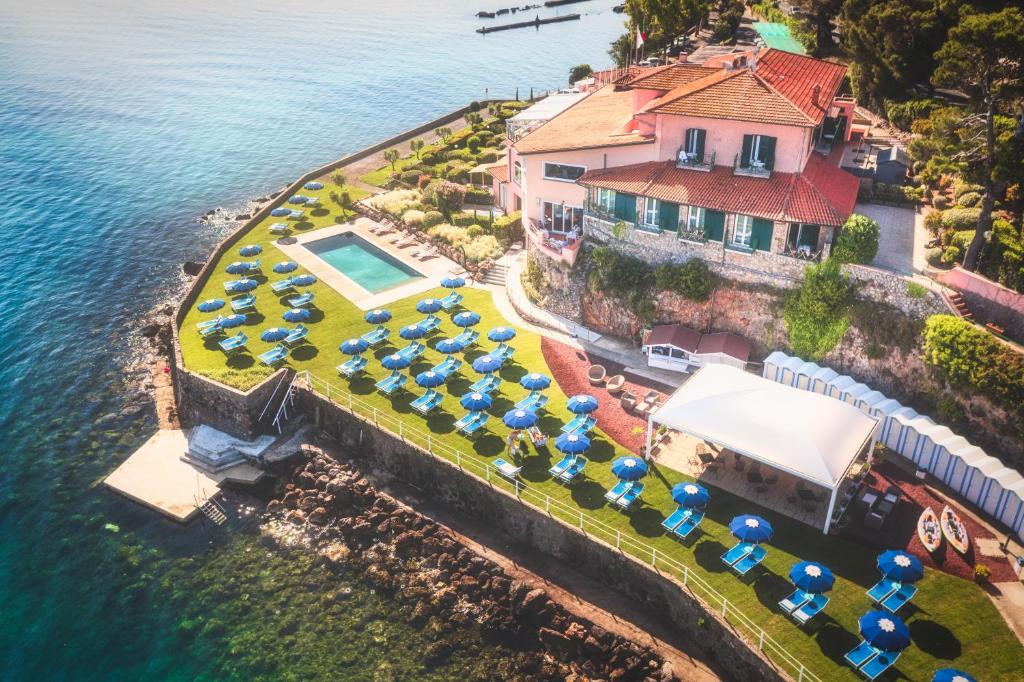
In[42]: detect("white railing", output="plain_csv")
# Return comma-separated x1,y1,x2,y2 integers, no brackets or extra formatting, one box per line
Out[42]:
302,371,823,682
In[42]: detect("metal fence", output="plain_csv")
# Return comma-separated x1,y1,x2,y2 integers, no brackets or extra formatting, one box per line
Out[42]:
303,371,823,682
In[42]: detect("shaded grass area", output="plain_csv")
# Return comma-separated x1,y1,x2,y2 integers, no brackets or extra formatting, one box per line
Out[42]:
180,201,1023,682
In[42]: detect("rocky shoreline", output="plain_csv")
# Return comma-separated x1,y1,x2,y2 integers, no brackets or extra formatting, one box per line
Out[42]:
264,445,679,682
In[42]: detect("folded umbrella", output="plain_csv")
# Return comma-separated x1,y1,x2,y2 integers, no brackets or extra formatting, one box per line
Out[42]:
858,611,910,652
519,373,551,391
789,561,835,593
555,432,590,455
503,409,537,429
487,326,516,342
729,515,773,544
611,456,648,480
460,391,493,411
197,299,225,313
671,482,709,508
273,261,298,274
283,308,310,323
262,327,290,342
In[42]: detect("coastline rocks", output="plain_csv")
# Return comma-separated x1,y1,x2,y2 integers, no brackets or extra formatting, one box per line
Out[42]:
182,260,204,276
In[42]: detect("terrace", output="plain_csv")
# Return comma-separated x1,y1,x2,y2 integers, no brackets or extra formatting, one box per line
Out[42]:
179,178,1023,681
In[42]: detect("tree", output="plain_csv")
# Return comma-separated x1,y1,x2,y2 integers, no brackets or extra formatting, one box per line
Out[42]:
569,63,593,85
465,112,483,129
434,126,452,144
410,139,424,159
383,148,400,172
783,258,851,360
433,180,466,219
832,214,880,264
931,7,1024,271
793,0,843,54
331,171,347,187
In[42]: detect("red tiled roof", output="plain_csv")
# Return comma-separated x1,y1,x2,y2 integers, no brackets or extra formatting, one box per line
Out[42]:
578,160,858,226
756,50,847,126
484,161,510,183
625,63,719,91
695,332,751,363
514,86,653,155
644,324,702,352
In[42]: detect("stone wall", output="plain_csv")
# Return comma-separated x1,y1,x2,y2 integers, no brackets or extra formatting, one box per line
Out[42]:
299,388,787,682
936,266,1024,338
174,365,289,440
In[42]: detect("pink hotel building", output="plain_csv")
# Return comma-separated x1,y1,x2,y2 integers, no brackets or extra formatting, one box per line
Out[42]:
487,49,861,275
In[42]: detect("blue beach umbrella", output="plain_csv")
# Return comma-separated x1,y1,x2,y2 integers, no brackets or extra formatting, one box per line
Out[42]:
877,550,924,583
441,276,466,289
220,314,247,328
858,611,910,652
399,324,426,340
452,311,481,328
274,261,298,274
226,261,249,274
460,391,493,411
503,408,537,429
487,326,517,342
288,194,308,204
303,181,324,190
567,394,599,414
270,207,291,217
239,244,262,257
435,338,465,355
292,274,317,286
611,456,648,480
228,279,258,293
197,299,224,313
365,308,392,324
729,515,774,544
283,308,310,323
933,670,977,682
381,353,412,371
261,327,289,342
472,354,503,374
339,338,369,355
416,298,443,314
555,432,591,455
671,482,709,508
416,370,446,388
789,561,835,593
520,373,551,391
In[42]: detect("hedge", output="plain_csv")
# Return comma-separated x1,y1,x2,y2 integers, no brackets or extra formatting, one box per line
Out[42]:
942,207,982,231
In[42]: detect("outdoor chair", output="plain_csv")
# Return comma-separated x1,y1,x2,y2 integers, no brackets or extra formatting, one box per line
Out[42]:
561,414,596,435
493,458,522,481
643,389,660,404
432,356,462,378
615,482,644,510
633,401,651,418
463,413,489,438
218,332,248,354
880,583,917,614
864,510,885,530
287,209,303,219
416,315,441,335
375,371,407,395
287,291,314,308
258,344,288,366
360,326,390,347
604,480,630,504
453,329,479,347
721,542,755,568
866,578,899,604
231,294,257,312
269,222,289,235
844,641,879,670
469,374,501,394
440,291,463,310
587,364,606,386
454,411,480,432
733,544,767,576
672,509,704,539
792,593,829,625
605,374,625,395
241,259,261,274
198,317,224,337
271,277,295,294
493,343,515,362
283,324,309,347
661,507,689,533
516,391,548,413
548,454,576,479
778,588,812,614
411,389,443,415
396,341,425,361
337,355,368,377
861,650,900,680
556,457,586,484
619,391,637,412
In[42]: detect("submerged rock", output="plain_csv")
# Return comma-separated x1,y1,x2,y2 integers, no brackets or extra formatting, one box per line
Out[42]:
183,260,204,276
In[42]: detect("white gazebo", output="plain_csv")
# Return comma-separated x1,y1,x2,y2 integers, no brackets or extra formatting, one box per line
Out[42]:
647,365,880,532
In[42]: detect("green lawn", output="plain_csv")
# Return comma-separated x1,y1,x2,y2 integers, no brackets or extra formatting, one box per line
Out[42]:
180,182,1023,681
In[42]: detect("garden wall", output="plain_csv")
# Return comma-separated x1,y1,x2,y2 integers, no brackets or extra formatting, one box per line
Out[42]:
174,365,287,440
936,266,1024,338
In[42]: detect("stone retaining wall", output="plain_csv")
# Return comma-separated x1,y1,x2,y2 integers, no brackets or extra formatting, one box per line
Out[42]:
174,365,288,440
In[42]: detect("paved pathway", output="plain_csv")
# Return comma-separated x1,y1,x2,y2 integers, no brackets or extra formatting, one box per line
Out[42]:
856,202,928,275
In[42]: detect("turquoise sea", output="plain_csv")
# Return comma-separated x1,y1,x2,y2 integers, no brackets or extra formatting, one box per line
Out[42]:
0,1,627,678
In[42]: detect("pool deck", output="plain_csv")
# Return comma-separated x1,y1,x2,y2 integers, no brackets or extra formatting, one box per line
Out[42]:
275,218,457,310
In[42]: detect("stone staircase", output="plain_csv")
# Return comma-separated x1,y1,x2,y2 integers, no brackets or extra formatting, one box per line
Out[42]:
946,290,973,321
479,261,508,287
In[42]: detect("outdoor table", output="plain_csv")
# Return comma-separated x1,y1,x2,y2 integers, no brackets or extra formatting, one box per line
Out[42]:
859,490,879,509
698,451,715,465
877,499,895,516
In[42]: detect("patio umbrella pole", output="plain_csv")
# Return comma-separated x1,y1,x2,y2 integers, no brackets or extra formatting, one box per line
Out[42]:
645,413,654,460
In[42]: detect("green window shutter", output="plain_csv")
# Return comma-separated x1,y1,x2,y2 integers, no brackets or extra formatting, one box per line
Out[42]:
614,193,636,222
658,202,679,232
704,210,725,241
741,135,753,167
751,218,774,251
695,129,706,163
761,136,777,170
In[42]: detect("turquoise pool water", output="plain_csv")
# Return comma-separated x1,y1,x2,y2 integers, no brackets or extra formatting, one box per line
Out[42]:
306,232,424,293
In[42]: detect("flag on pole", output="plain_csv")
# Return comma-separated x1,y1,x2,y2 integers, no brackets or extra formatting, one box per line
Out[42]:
636,26,647,46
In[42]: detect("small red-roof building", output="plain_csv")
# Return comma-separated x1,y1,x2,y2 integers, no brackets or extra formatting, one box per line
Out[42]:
643,324,752,373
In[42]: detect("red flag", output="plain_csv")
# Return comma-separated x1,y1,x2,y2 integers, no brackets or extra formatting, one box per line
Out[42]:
636,26,646,46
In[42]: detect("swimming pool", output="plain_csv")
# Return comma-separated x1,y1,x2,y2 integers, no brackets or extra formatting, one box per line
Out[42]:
304,232,423,293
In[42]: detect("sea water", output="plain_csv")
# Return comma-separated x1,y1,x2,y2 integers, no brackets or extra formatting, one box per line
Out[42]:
0,1,627,678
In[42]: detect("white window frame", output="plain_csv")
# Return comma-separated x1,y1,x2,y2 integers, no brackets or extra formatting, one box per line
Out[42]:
686,206,705,232
748,135,767,167
597,188,615,211
643,197,660,227
543,162,587,183
513,161,523,186
685,129,702,156
732,215,753,248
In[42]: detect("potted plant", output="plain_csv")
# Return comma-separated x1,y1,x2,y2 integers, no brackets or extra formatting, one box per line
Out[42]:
974,564,991,584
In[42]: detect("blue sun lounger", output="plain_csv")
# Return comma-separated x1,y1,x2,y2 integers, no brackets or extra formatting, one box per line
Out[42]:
463,412,489,437
396,341,425,361
283,324,309,347
411,389,443,415
778,588,812,614
556,457,586,483
337,355,368,377
454,411,480,432
561,414,596,434
258,344,288,366
360,325,390,347
416,315,441,335
375,371,407,395
662,507,689,532
674,509,704,538
469,374,501,394
197,316,224,337
453,329,479,348
287,291,314,308
271,277,295,294
516,391,549,412
230,294,256,312
880,583,917,614
440,291,463,310
792,593,829,625
238,259,261,274
493,458,522,480
844,641,879,671
492,343,515,363
223,279,252,294
860,649,901,680
269,222,289,234
604,480,630,503
733,544,767,576
615,482,644,510
287,209,304,219
218,332,248,354
303,197,319,206
721,542,755,568
866,578,899,604
432,356,462,378
548,454,576,478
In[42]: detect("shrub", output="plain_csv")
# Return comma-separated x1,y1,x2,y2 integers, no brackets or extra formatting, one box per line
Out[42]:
884,98,937,130
469,101,481,112
950,230,975,252
587,246,654,316
933,195,950,210
936,396,964,425
402,209,425,228
400,169,422,185
451,212,481,227
569,63,593,85
783,258,852,360
466,224,485,238
492,210,522,243
446,149,475,162
475,150,499,164
366,189,421,217
942,207,981,231
925,247,944,267
464,235,503,262
984,219,1024,292
464,187,493,205
467,135,482,152
832,214,880,264
444,164,471,183
427,223,470,247
941,246,962,265
653,259,715,301
423,210,444,227
420,151,441,166
906,282,928,299
432,180,466,218
956,191,981,208
924,210,945,234
953,180,984,201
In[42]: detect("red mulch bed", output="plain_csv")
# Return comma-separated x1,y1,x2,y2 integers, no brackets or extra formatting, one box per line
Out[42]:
541,336,671,454
840,462,1016,582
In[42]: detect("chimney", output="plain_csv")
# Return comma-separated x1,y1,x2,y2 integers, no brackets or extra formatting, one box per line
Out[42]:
811,84,821,106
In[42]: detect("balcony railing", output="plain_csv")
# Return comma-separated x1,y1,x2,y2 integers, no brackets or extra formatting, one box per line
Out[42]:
733,154,771,178
526,219,582,265
676,149,715,172
677,226,707,243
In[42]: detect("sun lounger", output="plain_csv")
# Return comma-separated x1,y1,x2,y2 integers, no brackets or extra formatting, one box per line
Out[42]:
411,389,443,415
867,578,899,604
303,197,319,206
453,329,479,347
721,542,755,568
557,457,586,484
396,341,425,361
861,649,900,680
410,244,435,259
258,344,288,366
432,356,462,378
287,209,304,219
440,291,464,310
283,324,309,347
604,481,630,504
492,343,515,362
880,583,917,614
223,279,250,294
561,414,596,434
370,223,393,235
375,371,407,395
271,277,295,294
661,507,688,532
844,641,879,671
416,315,441,334
197,316,223,337
469,374,501,394
733,544,767,576
792,593,829,625
360,326,390,347
237,260,261,274
548,454,576,478
269,222,289,235
615,482,644,510
454,411,481,432
230,294,256,312
337,355,368,377
218,332,248,354
516,391,549,412
287,291,314,308
493,458,522,480
463,412,489,437
778,588,812,614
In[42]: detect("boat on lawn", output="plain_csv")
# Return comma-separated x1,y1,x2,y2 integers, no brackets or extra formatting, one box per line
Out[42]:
917,506,942,553
940,505,969,554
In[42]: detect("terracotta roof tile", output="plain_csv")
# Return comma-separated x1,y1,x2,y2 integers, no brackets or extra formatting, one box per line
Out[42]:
625,63,719,91
514,86,654,155
484,161,509,183
756,49,847,126
648,69,814,126
644,324,701,352
696,332,752,362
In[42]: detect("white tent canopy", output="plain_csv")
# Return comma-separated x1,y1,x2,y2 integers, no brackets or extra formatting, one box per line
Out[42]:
649,365,879,531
